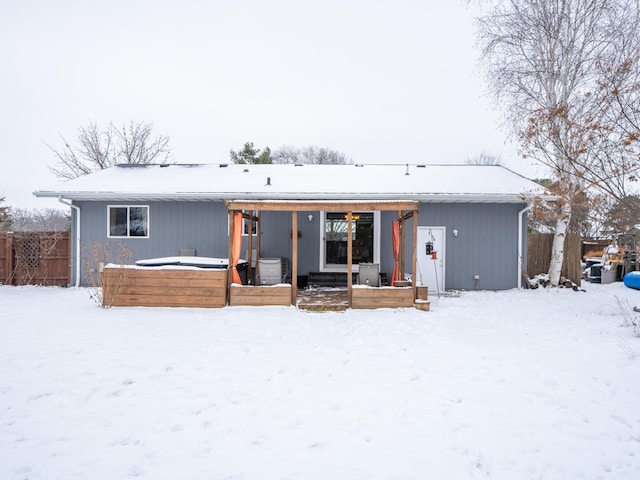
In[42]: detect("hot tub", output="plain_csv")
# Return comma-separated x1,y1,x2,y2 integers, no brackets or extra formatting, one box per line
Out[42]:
135,256,248,283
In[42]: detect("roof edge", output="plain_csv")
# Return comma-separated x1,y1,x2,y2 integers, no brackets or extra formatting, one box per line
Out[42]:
34,191,555,204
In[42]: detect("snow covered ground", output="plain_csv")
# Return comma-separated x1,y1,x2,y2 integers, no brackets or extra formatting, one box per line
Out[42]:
1,283,639,480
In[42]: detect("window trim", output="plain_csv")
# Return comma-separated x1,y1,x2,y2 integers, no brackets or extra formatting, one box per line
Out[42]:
318,211,380,272
226,215,258,237
107,205,150,239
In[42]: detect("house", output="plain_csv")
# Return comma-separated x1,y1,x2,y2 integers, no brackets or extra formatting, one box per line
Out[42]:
34,163,549,307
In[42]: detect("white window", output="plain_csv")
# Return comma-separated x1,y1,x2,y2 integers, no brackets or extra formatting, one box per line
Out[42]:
227,215,258,236
108,206,149,238
242,216,257,236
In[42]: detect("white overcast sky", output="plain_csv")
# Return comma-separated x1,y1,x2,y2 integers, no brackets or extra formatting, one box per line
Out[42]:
1,0,545,210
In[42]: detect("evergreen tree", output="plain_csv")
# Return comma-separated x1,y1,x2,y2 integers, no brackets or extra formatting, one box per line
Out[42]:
229,142,272,164
0,197,13,232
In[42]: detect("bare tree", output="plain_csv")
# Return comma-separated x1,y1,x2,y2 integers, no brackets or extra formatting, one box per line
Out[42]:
529,181,594,235
9,208,70,232
465,151,505,166
113,121,172,166
602,195,640,236
48,120,172,179
476,0,639,286
273,145,352,164
568,34,640,204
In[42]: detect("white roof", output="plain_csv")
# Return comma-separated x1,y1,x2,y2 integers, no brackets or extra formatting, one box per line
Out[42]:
34,163,550,203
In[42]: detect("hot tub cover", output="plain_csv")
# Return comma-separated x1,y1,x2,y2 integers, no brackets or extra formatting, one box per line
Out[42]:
135,256,247,268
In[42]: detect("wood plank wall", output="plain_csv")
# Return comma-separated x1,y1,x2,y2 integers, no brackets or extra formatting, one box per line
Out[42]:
102,267,227,308
229,285,292,306
351,286,415,309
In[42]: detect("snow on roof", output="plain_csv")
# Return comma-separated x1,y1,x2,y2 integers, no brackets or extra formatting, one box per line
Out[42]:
34,163,550,203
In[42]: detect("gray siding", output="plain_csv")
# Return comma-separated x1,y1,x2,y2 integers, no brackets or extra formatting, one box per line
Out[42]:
76,201,229,285
420,203,525,290
380,211,398,279
381,204,526,290
73,200,527,290
251,211,322,278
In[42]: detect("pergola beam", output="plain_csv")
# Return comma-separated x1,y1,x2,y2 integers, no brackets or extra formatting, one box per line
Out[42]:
226,200,420,212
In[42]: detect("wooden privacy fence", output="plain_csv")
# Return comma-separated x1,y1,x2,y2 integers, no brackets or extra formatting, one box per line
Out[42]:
527,233,582,285
0,232,70,286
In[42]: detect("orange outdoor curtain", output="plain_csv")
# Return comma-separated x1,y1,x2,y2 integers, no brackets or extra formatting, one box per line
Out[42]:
230,211,243,284
391,219,400,286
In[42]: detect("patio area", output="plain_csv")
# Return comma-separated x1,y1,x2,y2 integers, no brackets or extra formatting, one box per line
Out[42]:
296,285,426,312
297,287,349,312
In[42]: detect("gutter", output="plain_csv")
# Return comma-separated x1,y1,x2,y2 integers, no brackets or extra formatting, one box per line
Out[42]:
518,204,533,289
58,196,80,287
35,192,554,204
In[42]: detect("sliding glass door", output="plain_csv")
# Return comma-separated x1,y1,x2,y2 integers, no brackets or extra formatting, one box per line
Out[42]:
321,212,379,270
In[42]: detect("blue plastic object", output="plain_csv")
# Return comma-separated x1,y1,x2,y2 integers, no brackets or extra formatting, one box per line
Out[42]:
623,271,640,290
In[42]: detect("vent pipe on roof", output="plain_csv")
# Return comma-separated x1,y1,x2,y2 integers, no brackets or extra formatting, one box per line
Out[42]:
405,164,410,175
266,177,271,186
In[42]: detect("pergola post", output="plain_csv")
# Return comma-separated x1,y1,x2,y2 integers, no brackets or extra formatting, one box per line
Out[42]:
347,211,353,308
255,211,261,282
247,210,254,284
227,209,235,304
291,211,298,305
398,210,405,281
412,208,418,300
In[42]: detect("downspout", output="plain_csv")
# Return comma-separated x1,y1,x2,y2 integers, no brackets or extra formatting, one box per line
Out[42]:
58,196,80,287
518,204,532,289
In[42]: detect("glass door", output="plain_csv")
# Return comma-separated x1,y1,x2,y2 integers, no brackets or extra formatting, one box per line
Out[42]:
324,212,375,268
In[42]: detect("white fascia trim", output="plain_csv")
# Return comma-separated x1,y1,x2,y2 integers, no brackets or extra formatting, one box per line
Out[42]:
34,192,554,204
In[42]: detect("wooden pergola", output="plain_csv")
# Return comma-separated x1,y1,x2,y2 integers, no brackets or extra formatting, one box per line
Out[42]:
226,200,420,307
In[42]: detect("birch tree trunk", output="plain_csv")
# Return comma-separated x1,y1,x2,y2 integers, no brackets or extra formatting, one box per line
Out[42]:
548,197,572,287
